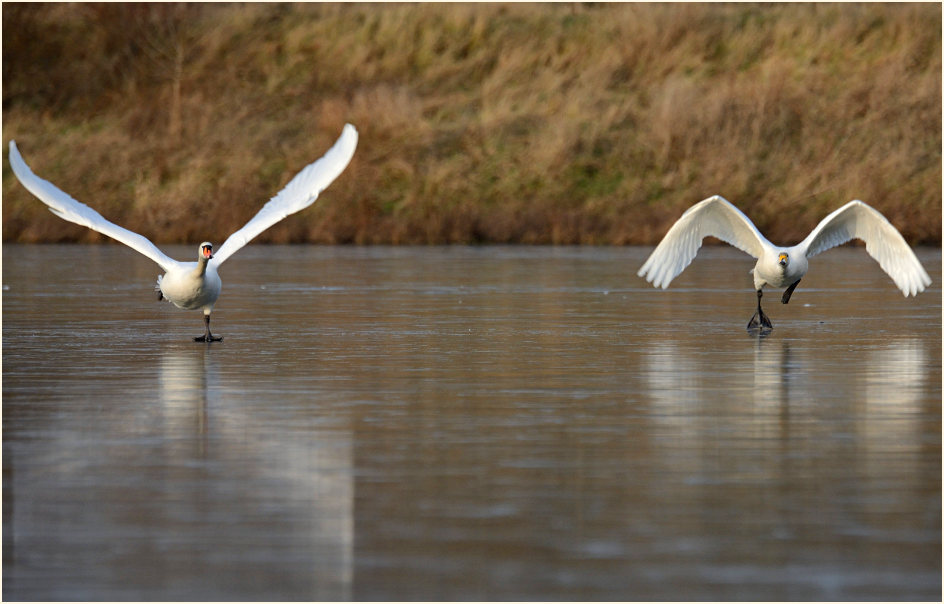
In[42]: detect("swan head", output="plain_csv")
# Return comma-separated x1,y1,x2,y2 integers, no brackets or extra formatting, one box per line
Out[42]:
777,252,789,268
199,242,214,260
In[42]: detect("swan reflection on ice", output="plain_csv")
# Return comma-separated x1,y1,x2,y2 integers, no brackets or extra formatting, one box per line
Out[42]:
156,348,354,599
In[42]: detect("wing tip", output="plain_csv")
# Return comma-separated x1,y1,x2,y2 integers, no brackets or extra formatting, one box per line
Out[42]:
341,123,359,148
637,265,672,289
8,140,34,182
898,270,932,297
330,123,359,166
8,139,23,165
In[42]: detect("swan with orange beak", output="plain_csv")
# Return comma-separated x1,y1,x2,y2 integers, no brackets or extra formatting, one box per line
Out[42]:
156,242,223,341
9,124,358,342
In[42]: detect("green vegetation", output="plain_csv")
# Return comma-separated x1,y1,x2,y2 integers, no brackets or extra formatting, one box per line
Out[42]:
3,3,940,245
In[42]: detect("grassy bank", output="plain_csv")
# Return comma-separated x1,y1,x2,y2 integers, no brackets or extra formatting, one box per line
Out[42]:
3,3,940,245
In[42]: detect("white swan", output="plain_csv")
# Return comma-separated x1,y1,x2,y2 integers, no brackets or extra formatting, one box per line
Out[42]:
9,124,358,341
638,195,931,330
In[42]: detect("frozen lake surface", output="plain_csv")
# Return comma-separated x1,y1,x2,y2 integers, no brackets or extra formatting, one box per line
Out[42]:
3,244,941,600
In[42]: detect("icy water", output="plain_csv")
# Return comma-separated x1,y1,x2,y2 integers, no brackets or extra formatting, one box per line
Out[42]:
2,244,941,601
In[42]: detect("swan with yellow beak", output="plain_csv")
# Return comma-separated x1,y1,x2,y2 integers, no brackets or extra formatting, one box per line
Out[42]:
638,195,931,331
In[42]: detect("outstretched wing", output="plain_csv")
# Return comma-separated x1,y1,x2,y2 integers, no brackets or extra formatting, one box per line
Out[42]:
799,200,930,297
8,141,178,271
638,195,772,289
211,124,358,266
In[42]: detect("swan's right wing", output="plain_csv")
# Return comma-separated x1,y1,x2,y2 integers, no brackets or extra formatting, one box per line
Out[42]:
8,141,178,272
799,200,931,297
638,195,772,288
212,124,358,266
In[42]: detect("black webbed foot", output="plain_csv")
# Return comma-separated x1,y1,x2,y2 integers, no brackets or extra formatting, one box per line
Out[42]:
781,279,801,304
747,289,773,331
195,314,222,342
747,310,773,331
194,334,223,342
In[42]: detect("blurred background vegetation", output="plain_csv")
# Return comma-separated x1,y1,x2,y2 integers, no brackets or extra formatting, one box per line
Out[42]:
3,3,940,245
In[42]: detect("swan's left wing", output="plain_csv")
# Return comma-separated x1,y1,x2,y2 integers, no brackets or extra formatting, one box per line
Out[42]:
212,124,358,266
799,200,931,297
8,141,178,272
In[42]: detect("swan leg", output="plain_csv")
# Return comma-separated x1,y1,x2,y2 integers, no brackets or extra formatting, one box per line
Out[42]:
747,289,773,330
781,279,801,304
194,314,223,342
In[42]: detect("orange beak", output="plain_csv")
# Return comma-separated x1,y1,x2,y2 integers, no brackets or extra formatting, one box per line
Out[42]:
203,246,213,259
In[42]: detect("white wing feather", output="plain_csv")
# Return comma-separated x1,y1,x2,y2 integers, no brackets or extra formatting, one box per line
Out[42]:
211,124,358,266
799,200,931,297
638,195,773,289
8,141,178,272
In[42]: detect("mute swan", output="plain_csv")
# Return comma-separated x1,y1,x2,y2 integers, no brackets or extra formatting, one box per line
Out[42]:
9,123,358,341
638,195,931,330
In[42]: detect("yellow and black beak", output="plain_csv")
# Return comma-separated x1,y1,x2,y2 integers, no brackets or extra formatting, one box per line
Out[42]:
778,253,788,266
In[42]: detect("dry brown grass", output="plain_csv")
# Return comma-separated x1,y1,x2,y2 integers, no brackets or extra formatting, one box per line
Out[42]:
3,3,940,245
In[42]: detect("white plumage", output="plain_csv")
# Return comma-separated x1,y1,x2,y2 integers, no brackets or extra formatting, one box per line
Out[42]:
638,195,931,329
9,123,358,341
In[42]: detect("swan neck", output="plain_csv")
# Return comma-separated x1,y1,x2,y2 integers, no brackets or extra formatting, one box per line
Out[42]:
195,255,210,276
